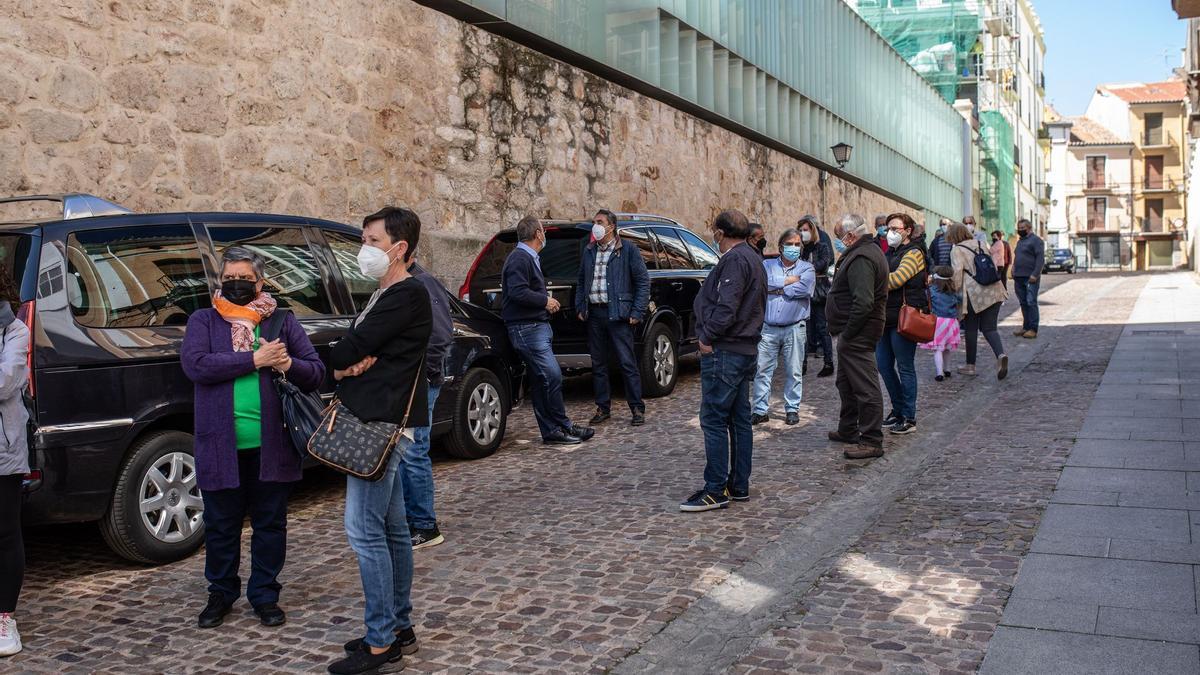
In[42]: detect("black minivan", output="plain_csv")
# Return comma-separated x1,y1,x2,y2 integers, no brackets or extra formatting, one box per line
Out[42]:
459,214,718,397
3,194,523,564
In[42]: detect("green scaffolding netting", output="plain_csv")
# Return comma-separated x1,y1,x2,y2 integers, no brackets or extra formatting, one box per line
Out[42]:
979,110,1015,233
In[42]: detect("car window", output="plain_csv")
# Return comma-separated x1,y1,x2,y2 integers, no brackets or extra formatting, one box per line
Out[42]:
650,226,693,270
325,229,378,313
65,224,210,328
620,227,659,271
206,226,334,317
539,227,587,279
676,228,719,270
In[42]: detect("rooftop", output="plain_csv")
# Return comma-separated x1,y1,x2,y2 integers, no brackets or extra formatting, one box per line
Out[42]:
1064,116,1128,145
1098,80,1186,104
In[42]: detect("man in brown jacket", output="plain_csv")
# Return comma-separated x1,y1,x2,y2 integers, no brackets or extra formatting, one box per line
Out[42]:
825,214,889,459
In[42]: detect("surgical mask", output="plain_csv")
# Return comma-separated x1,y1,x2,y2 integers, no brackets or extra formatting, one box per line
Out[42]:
833,238,847,254
800,231,812,243
781,245,802,261
220,279,257,306
877,226,887,237
591,224,608,241
357,242,400,279
886,231,903,248
966,223,975,233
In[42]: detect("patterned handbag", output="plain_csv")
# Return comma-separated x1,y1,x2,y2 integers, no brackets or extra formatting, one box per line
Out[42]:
306,356,424,481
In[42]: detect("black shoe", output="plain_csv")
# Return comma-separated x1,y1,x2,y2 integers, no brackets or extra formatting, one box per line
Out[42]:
882,411,902,427
253,603,286,627
328,641,405,675
935,374,945,382
751,413,770,425
411,526,444,551
344,627,419,657
542,429,582,445
679,489,730,512
889,419,917,435
630,410,645,426
198,592,233,629
817,363,834,378
785,412,799,425
589,408,611,425
568,424,595,441
727,487,750,502
943,371,952,379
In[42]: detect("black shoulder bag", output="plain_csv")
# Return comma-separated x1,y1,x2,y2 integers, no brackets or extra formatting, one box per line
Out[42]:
261,309,326,461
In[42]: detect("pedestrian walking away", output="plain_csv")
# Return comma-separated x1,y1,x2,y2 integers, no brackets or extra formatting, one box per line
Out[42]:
919,265,961,381
405,260,454,551
1011,218,1044,339
680,209,766,512
991,230,1012,289
326,207,433,675
876,213,928,436
0,274,30,658
577,208,651,427
752,228,815,427
502,216,594,446
826,214,889,460
946,223,1009,380
799,215,835,378
180,246,326,632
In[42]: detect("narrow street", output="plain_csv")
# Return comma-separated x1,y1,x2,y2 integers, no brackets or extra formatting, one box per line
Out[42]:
13,271,1176,674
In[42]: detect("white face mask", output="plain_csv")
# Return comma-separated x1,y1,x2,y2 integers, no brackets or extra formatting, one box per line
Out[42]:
886,231,903,248
591,223,608,241
357,242,400,279
800,230,812,243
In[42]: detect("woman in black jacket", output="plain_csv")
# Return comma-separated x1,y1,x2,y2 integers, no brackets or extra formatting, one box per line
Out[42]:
327,207,432,675
798,216,834,377
876,213,929,436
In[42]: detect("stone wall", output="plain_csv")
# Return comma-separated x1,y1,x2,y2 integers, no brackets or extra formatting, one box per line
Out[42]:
0,0,912,285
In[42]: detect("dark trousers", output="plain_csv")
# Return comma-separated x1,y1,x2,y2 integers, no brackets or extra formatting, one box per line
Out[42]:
201,450,292,608
806,301,834,365
835,336,884,446
963,301,1005,365
699,349,756,496
507,321,571,438
0,474,23,613
1013,276,1040,331
997,266,1009,289
587,303,644,414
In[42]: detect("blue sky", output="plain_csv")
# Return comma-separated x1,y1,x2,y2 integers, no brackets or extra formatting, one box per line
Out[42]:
1036,0,1185,116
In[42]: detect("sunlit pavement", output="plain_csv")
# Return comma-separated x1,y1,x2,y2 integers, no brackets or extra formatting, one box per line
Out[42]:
11,271,1160,674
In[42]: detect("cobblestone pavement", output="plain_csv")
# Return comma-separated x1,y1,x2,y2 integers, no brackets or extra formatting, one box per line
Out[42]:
9,272,1141,674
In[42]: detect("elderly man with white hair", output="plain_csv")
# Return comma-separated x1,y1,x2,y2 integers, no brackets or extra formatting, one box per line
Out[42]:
825,215,889,459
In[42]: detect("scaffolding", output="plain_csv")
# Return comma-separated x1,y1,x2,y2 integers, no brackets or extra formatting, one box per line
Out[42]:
979,110,1016,232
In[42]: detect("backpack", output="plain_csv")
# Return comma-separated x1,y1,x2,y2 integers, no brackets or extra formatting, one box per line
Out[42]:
958,243,1001,286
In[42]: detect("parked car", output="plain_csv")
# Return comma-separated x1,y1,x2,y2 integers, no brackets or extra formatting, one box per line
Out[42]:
1043,248,1076,274
3,193,523,564
459,214,718,397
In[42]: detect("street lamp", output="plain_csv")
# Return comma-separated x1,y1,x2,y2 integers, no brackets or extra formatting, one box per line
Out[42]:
831,142,853,168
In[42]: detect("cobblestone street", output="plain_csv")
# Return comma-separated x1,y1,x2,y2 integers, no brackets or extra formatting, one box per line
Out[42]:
11,271,1165,674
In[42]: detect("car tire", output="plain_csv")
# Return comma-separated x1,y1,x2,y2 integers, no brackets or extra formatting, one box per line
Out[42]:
640,322,678,398
443,367,508,460
99,431,206,564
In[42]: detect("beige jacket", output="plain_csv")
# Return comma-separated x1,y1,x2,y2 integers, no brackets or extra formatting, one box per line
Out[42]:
951,241,1008,319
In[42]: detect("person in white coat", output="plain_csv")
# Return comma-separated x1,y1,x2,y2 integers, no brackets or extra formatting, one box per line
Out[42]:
0,275,30,658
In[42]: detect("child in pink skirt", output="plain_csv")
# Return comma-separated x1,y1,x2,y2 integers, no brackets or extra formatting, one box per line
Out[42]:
920,266,960,381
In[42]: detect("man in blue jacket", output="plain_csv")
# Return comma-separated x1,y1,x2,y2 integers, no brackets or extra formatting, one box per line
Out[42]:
576,209,651,426
501,216,594,445
752,228,816,427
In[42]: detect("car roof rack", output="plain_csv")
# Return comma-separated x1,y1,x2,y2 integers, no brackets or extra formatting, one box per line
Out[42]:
613,213,682,227
0,193,133,220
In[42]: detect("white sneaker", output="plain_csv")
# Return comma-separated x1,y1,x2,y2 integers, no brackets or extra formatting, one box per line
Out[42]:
0,613,22,656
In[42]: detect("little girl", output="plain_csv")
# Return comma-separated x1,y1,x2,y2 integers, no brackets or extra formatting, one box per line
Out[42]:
920,265,961,381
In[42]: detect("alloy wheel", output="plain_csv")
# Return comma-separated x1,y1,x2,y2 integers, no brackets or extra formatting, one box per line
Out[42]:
467,382,502,446
138,452,203,543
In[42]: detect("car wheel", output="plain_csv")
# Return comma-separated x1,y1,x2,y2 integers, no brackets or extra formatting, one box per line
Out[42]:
99,431,205,564
443,367,508,460
640,322,678,398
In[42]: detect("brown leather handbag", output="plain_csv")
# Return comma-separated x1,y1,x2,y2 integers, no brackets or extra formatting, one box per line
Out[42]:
897,289,936,344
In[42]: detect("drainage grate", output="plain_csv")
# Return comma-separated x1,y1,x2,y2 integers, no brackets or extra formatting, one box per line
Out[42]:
1131,329,1185,335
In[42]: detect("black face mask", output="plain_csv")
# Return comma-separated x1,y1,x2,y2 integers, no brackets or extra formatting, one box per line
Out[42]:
1017,230,1029,238
221,279,258,306
755,239,767,253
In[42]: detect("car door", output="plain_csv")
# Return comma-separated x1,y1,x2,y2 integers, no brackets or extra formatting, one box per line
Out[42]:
649,226,705,344
674,227,719,342
617,226,658,334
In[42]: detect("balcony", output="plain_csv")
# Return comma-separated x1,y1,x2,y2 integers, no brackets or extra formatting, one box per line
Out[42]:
1036,182,1052,205
1083,175,1118,194
1142,176,1179,193
1141,130,1176,150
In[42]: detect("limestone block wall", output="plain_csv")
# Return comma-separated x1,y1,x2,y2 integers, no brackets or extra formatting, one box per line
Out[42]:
0,0,913,285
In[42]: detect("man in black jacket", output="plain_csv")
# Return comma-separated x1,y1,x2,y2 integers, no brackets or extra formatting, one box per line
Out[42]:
680,209,767,512
825,214,889,460
501,216,594,446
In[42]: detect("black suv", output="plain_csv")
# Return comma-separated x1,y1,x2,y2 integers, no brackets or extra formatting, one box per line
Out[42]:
460,214,718,397
4,194,523,563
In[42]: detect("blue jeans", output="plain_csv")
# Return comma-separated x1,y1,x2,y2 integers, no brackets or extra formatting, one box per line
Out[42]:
507,321,571,438
700,349,756,496
1013,276,1040,331
401,384,440,531
345,439,414,649
586,304,644,413
752,322,806,415
875,328,918,421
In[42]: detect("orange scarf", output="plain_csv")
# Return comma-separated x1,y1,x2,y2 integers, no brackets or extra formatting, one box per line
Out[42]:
214,292,277,352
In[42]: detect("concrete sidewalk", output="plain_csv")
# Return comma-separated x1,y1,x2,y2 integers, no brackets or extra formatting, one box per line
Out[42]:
982,272,1200,674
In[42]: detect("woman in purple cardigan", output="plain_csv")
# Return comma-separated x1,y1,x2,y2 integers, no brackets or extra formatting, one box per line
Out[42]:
180,247,324,631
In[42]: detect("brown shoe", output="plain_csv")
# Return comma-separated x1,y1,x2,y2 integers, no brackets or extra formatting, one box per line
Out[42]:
956,364,977,376
844,444,884,460
1013,328,1028,337
828,430,861,445
1023,331,1037,339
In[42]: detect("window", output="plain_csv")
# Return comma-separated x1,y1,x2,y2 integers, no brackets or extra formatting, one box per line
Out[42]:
1144,156,1164,189
1086,197,1106,230
676,228,719,269
207,226,334,317
619,227,658,270
650,226,693,270
66,224,209,328
326,230,378,312
1144,112,1164,145
1086,156,1106,189
1145,199,1164,232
